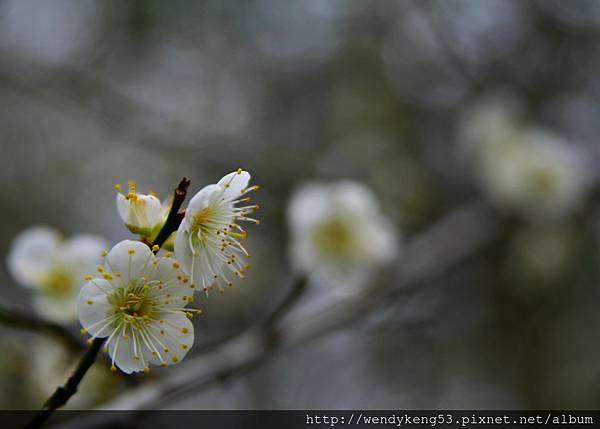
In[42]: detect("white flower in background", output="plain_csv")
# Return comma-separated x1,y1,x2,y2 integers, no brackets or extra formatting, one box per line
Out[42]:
28,337,120,409
460,95,591,220
287,181,399,291
477,128,589,220
115,181,172,239
174,169,259,294
459,93,524,159
77,240,197,374
7,226,108,322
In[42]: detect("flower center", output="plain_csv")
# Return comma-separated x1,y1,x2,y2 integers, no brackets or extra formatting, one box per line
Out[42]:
190,207,217,245
41,268,73,297
530,167,556,196
110,280,155,320
312,216,354,259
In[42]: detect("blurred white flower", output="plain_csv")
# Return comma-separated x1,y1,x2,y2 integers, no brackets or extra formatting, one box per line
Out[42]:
77,240,197,374
28,337,120,409
460,96,591,220
174,169,259,294
287,181,399,291
115,181,172,240
479,129,589,220
7,226,108,322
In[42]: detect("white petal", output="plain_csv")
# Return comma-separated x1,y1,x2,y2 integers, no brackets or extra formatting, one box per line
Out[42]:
116,193,130,224
149,256,194,304
173,226,193,275
33,294,78,323
137,194,163,226
186,184,222,220
7,226,62,289
217,170,251,199
77,279,112,337
61,234,109,281
288,184,332,232
331,181,379,217
147,312,194,366
104,240,153,281
107,329,150,374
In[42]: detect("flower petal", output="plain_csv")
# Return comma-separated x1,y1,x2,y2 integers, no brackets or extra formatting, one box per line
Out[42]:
185,184,222,224
107,329,149,374
77,279,112,337
7,226,62,289
148,256,194,305
217,170,251,199
173,226,192,275
104,240,153,281
61,234,109,282
147,312,194,366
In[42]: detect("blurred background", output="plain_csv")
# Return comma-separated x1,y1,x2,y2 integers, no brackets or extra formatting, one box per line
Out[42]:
1,0,600,411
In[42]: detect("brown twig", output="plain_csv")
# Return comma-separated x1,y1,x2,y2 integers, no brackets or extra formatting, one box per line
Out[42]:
152,177,190,251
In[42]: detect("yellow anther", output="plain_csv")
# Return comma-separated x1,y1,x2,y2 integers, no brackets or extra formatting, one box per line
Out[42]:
163,347,169,353
143,367,150,374
164,252,171,258
160,362,167,367
96,266,104,273
86,300,93,305
172,262,180,269
237,168,242,174
84,275,93,281
114,184,121,192
102,273,113,281
79,329,86,336
190,283,196,289
152,245,160,252
86,339,93,345
181,327,189,334
110,365,117,373
101,250,108,257
181,344,188,349
160,330,165,335
128,248,135,255
171,356,179,363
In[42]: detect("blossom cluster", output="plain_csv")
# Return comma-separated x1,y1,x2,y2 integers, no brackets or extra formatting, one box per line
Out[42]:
9,170,259,374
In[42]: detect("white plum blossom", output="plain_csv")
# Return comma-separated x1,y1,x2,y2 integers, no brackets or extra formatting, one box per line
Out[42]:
7,226,108,322
77,240,198,374
460,96,591,220
174,169,259,294
287,181,399,291
478,129,590,220
115,181,172,240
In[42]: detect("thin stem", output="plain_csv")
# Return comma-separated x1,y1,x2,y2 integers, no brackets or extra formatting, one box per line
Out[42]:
25,337,105,429
152,177,190,251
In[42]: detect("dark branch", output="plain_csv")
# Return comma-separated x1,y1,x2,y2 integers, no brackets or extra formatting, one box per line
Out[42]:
25,337,105,429
152,177,190,251
0,300,83,351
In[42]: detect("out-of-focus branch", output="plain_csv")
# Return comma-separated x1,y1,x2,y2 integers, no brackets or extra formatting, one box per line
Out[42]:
25,338,105,429
0,300,83,351
70,200,499,422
